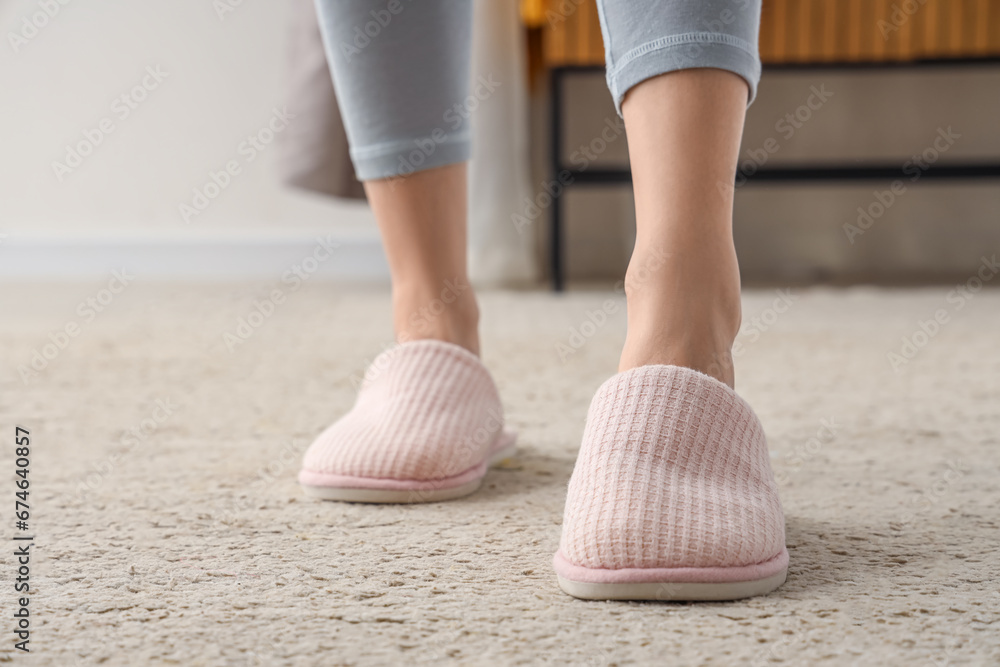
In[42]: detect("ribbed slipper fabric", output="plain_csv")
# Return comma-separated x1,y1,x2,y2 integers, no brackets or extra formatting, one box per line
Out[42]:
299,340,516,503
554,365,788,600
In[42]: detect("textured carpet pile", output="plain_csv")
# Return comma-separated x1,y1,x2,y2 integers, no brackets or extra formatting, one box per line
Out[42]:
2,282,998,665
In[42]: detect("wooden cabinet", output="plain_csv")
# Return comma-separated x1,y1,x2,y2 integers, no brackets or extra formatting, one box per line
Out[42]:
523,0,1000,67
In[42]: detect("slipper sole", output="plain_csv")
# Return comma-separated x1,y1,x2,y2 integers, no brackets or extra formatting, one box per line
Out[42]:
299,430,516,504
553,548,788,601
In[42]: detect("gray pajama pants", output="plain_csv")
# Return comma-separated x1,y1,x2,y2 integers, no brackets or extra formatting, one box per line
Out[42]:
314,0,762,181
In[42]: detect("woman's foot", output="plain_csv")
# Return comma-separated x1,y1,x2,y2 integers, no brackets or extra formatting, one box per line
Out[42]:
302,162,507,501
299,339,516,503
553,364,787,600
555,69,785,600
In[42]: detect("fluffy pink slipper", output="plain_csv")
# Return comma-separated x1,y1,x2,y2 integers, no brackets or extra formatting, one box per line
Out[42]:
554,365,787,600
299,340,516,503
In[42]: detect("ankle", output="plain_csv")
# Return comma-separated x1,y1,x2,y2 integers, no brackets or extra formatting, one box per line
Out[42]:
618,246,741,387
619,324,737,387
393,276,480,355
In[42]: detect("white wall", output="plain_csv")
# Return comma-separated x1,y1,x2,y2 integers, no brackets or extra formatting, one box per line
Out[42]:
0,0,382,277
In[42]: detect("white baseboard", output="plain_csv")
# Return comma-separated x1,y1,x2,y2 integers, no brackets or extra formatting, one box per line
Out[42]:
0,234,389,281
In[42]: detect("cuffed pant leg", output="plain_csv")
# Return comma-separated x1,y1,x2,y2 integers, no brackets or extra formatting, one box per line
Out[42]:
596,0,762,115
313,0,474,180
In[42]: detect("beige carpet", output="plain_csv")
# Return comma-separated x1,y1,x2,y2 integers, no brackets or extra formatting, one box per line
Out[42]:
3,282,999,666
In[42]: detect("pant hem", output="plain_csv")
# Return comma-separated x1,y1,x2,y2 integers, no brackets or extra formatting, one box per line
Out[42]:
351,135,471,181
607,35,761,115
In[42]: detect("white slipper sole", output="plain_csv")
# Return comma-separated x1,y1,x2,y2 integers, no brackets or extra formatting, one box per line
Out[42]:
556,567,787,601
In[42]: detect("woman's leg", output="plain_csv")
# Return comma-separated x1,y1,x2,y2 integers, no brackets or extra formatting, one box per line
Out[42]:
313,0,479,353
366,166,479,354
617,70,746,386
598,0,763,387
301,2,513,503
555,0,787,601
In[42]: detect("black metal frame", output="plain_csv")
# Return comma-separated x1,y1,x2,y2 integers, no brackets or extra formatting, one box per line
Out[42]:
548,59,1000,290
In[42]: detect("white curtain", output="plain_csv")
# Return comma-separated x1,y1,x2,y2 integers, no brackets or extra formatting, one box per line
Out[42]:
468,0,538,287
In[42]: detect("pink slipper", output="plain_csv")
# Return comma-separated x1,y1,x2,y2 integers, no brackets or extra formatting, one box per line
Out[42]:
554,365,787,600
299,340,516,503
